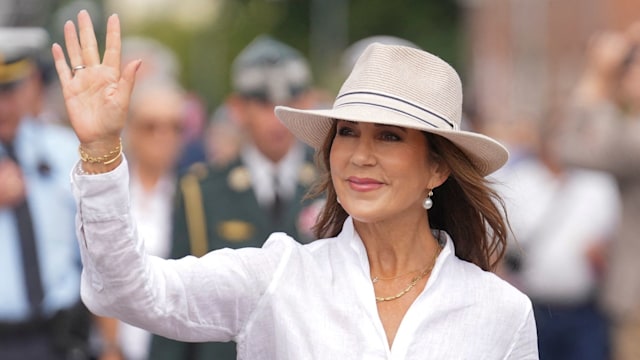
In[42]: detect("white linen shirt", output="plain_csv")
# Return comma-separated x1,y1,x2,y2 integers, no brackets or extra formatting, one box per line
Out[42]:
72,158,538,360
118,172,176,359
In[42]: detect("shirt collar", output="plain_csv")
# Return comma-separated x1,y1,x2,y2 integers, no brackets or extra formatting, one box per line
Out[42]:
241,142,306,205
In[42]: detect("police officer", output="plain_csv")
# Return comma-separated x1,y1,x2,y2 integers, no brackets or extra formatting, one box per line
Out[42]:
149,35,321,360
0,27,90,360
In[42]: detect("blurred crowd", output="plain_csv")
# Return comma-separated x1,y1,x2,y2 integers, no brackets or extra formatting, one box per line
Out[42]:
490,22,640,360
1,4,639,360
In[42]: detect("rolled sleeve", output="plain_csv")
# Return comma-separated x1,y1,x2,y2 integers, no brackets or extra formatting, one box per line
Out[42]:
71,158,137,305
68,158,286,342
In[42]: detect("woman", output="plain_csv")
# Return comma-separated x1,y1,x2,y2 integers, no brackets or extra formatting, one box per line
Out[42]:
51,11,538,359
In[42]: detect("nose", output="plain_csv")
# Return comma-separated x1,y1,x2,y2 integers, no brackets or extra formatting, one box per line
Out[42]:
351,135,377,166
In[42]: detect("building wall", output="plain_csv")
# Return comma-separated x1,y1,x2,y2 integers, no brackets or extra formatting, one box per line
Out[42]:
463,0,640,147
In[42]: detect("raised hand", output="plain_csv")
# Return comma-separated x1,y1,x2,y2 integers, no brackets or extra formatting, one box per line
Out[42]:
572,30,632,104
51,10,140,171
585,31,631,79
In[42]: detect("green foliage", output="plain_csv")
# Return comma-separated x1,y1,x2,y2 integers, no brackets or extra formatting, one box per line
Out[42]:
51,0,462,113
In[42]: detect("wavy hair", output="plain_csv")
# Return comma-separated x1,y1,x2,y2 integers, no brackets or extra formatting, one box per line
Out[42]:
306,121,508,271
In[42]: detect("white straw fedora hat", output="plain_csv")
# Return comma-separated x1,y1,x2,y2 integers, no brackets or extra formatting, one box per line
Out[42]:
275,43,509,176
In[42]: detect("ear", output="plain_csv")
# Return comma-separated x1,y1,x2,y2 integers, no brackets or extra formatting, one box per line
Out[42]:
427,159,451,190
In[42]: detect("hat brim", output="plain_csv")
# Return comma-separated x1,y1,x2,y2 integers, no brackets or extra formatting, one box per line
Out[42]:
275,104,509,176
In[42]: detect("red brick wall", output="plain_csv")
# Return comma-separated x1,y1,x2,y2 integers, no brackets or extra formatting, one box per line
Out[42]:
463,0,640,146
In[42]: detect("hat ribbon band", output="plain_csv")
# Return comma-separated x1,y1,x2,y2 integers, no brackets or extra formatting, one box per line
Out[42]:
335,91,456,129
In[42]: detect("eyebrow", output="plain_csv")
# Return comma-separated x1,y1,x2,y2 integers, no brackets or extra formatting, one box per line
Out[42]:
340,120,408,133
374,123,408,133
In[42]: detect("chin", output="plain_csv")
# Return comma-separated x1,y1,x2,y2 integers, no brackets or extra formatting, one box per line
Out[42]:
344,206,388,224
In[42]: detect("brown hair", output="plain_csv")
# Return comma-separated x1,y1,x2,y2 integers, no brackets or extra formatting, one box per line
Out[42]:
306,121,508,271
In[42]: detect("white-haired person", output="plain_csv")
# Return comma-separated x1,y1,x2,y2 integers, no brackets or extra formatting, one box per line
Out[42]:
51,11,538,359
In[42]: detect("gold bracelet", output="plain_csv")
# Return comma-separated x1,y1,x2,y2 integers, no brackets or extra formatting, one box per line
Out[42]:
79,138,123,165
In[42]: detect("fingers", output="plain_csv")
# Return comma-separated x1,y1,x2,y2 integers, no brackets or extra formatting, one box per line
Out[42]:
63,19,83,68
51,43,72,88
119,59,142,101
57,10,123,76
103,14,121,74
77,10,101,66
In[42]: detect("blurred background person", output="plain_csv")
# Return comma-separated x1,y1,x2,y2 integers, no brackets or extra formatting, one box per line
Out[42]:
120,35,207,174
340,35,419,77
120,36,180,83
94,78,188,360
176,91,208,173
553,23,640,360
494,113,621,360
204,103,244,168
149,34,320,360
0,27,91,360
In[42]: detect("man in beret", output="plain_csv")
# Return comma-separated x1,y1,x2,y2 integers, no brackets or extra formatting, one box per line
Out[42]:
149,35,322,360
0,27,90,359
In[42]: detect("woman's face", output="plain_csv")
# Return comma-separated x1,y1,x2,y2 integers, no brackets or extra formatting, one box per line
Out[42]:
329,120,447,224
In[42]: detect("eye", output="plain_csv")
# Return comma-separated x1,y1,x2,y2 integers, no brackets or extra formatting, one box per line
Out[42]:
336,123,356,137
379,131,402,142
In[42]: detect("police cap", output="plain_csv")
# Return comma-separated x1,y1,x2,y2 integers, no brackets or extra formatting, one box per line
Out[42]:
0,27,48,91
231,35,311,105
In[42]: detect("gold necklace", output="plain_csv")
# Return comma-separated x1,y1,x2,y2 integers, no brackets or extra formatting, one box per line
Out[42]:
371,268,421,284
373,246,441,303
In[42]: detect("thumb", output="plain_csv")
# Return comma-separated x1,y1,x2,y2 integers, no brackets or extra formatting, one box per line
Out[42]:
119,59,142,101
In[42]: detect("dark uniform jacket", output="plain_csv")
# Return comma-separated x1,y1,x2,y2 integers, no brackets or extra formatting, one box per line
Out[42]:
149,154,318,360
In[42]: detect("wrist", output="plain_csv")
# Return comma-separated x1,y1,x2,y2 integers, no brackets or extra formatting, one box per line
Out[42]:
79,158,122,175
79,136,122,157
78,137,123,174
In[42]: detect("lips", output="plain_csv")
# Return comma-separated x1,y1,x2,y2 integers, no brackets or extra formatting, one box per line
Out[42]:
347,176,384,192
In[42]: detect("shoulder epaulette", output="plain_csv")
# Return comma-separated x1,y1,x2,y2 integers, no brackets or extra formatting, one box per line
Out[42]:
179,173,208,257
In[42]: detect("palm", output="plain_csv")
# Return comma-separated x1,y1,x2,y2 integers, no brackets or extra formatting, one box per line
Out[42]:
63,64,126,142
51,11,139,144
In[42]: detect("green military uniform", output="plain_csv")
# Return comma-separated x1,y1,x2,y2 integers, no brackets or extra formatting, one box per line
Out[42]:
149,34,318,360
149,155,317,360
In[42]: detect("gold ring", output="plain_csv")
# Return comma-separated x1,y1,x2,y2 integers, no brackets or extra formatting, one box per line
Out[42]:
72,64,86,75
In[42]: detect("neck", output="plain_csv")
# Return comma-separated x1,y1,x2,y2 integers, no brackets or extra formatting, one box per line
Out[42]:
355,214,440,279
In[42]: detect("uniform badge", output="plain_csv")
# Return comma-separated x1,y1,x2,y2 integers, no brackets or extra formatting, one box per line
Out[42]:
297,198,325,243
217,220,255,242
228,166,251,192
